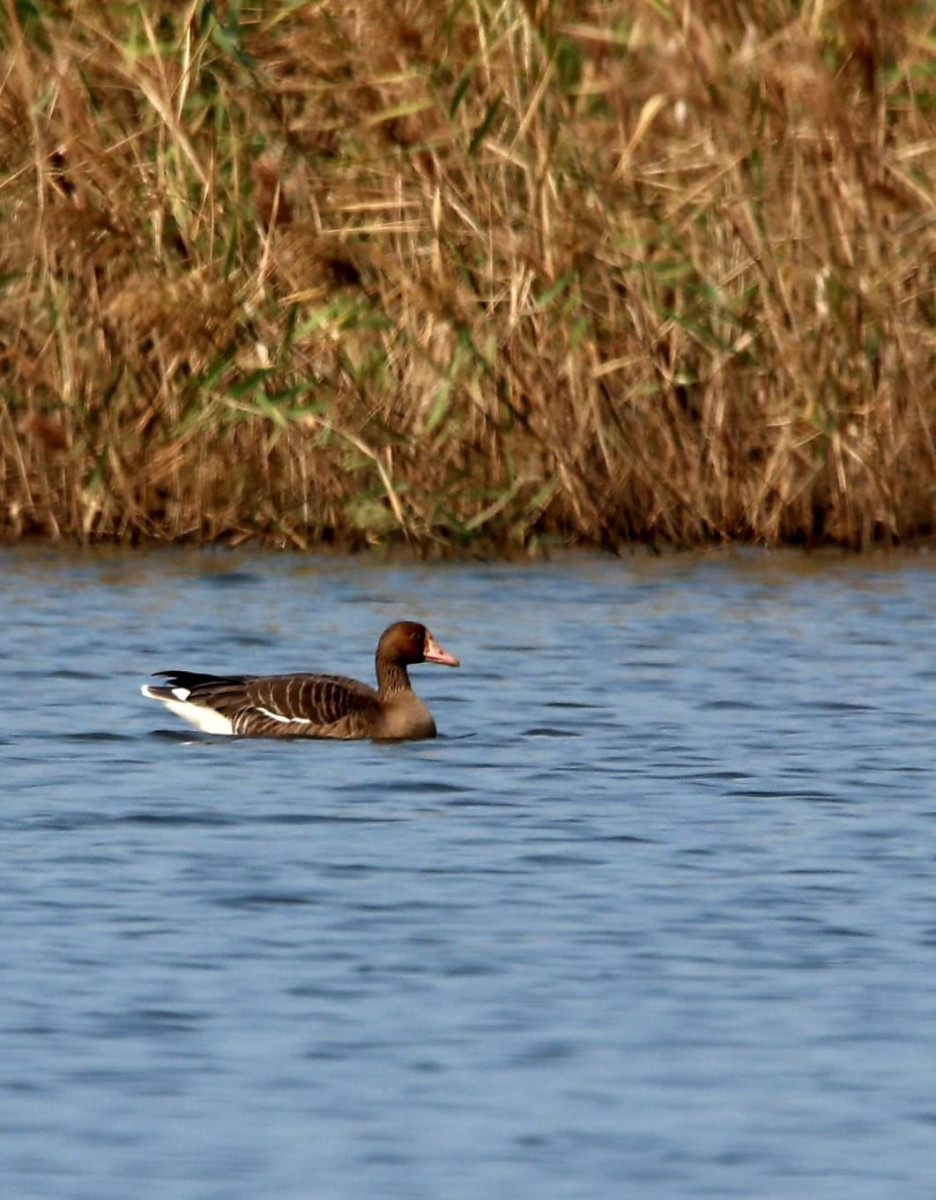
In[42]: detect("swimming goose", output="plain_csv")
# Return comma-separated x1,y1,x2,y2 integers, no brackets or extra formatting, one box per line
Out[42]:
141,621,459,740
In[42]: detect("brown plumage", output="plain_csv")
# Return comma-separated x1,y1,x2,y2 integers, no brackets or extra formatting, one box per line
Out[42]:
141,621,460,740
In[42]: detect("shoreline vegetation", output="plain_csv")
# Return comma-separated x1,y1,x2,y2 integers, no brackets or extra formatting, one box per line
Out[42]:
2,2,936,554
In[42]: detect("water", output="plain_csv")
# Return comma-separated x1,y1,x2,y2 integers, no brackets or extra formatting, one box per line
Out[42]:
3,545,936,1199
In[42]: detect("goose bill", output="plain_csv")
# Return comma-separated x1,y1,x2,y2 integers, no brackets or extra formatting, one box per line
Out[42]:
423,632,460,667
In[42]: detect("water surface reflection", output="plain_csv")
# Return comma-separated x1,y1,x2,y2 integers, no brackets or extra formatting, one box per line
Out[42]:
2,547,936,1198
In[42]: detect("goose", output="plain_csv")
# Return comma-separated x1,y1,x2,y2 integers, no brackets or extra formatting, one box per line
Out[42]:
141,621,459,740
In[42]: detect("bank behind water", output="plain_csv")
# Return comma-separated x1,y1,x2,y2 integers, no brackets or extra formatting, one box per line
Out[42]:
3,3,936,552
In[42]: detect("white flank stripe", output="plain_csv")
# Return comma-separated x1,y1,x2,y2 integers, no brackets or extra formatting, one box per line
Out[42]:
257,705,311,725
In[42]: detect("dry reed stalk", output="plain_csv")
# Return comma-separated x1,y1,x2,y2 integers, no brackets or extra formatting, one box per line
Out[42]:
1,0,935,551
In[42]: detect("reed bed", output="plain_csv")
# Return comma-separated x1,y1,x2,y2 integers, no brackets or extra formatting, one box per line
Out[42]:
2,0,936,551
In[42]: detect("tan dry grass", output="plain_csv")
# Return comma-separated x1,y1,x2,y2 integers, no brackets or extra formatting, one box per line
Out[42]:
2,0,936,550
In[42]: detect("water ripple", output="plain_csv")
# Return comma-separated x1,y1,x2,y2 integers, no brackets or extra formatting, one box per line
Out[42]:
3,548,936,1200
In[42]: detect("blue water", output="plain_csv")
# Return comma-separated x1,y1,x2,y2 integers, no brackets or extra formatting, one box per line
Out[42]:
3,546,936,1198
